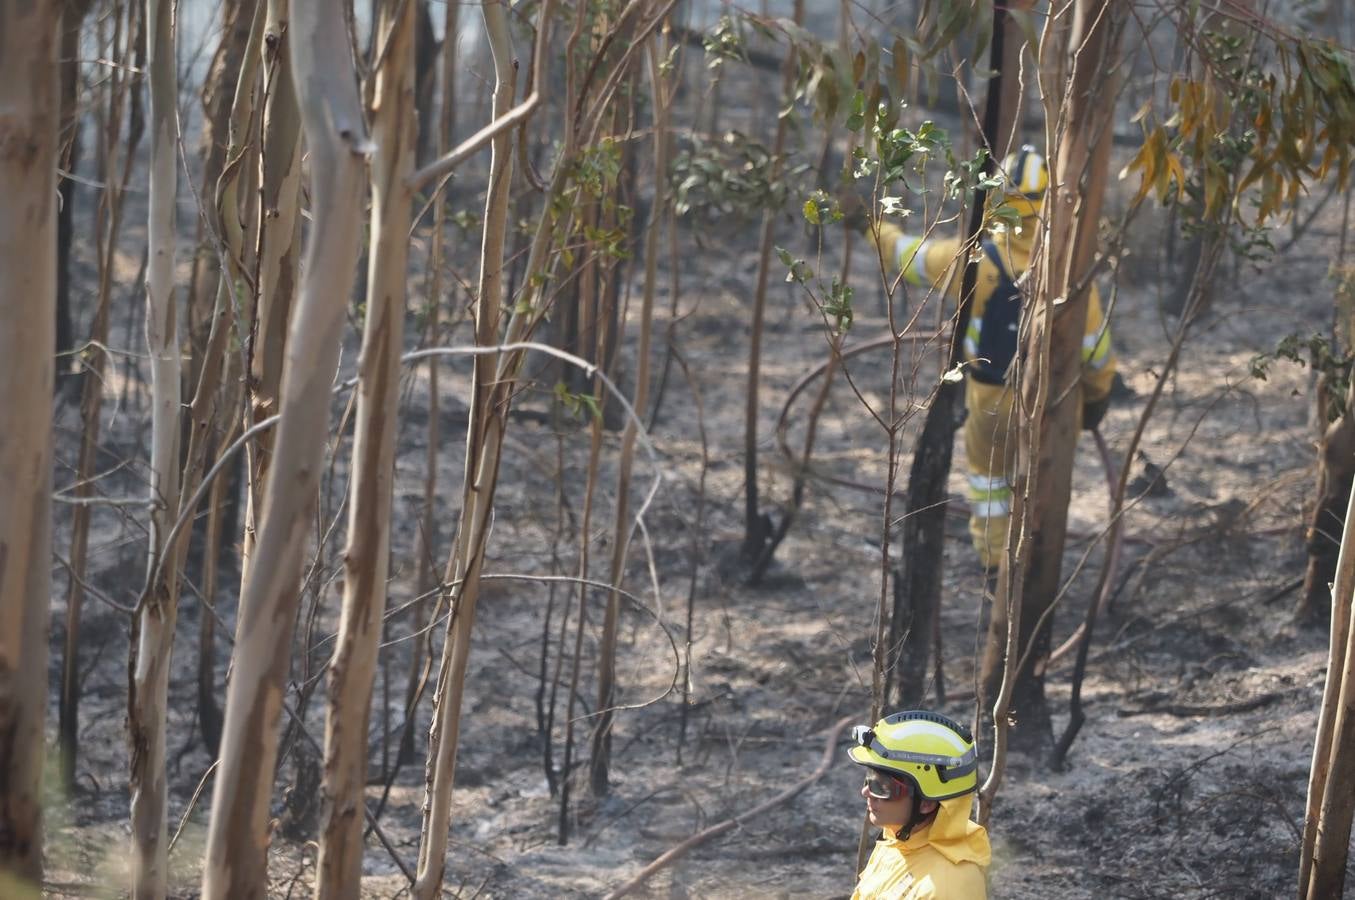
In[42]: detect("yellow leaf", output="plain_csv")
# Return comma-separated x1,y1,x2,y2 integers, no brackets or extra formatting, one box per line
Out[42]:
1166,151,1186,199
891,37,910,98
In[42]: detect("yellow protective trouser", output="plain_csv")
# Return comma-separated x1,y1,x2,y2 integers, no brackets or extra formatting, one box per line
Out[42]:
963,377,1018,570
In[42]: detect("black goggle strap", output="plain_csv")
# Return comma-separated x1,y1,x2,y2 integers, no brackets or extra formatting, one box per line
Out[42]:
853,726,978,784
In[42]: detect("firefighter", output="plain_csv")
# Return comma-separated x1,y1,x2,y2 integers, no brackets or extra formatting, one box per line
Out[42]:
848,709,991,899
870,145,1116,570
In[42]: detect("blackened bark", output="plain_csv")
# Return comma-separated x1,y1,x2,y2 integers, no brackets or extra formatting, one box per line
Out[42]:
891,3,1008,706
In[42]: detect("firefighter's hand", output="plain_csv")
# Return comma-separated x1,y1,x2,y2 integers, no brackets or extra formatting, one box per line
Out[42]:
1082,395,1110,431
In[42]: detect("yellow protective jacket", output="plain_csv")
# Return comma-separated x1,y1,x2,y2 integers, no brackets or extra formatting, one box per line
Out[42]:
874,220,1116,403
851,797,991,900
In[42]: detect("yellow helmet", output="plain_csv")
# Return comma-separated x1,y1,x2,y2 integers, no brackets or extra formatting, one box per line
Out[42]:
1000,144,1049,217
848,710,979,801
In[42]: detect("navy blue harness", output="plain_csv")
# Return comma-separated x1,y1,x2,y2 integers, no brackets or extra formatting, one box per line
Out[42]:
969,240,1023,385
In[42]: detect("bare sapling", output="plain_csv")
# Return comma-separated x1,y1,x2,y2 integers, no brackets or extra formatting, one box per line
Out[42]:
60,0,146,792
402,0,460,767
590,34,669,798
414,3,517,893
201,0,370,892
315,0,416,892
413,0,669,880
980,0,1125,813
54,0,96,393
128,0,184,891
742,0,805,571
890,0,1015,710
185,0,258,380
240,0,303,583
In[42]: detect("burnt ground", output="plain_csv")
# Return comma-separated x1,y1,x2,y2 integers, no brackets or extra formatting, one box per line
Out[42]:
40,128,1344,898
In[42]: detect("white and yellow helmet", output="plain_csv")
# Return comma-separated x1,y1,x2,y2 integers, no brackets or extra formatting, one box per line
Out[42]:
1000,144,1049,217
848,710,979,801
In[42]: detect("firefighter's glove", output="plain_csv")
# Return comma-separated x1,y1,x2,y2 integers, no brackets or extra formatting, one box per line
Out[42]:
1081,394,1110,431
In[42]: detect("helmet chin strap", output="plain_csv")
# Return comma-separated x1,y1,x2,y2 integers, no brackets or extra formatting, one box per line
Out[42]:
894,794,936,840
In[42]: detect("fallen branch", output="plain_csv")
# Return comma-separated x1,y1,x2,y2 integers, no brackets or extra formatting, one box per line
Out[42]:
1116,691,1289,718
602,714,854,900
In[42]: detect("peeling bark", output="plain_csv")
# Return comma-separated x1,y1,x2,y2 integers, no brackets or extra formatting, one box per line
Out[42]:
127,0,183,892
315,0,416,893
201,0,368,892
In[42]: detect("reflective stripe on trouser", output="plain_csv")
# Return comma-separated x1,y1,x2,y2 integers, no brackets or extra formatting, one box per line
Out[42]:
964,377,1017,570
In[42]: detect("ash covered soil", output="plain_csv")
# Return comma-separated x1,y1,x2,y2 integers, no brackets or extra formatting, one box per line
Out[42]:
44,176,1339,899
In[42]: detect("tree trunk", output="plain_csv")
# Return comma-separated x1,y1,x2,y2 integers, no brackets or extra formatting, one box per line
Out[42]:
591,35,667,798
0,0,60,890
1299,375,1355,623
59,2,144,793
1304,479,1355,898
240,0,302,583
185,0,257,396
981,0,1124,758
197,439,241,757
413,0,438,166
891,0,1020,709
128,0,182,891
200,0,369,892
402,0,459,766
315,0,415,893
741,0,804,566
55,0,94,397
414,4,515,894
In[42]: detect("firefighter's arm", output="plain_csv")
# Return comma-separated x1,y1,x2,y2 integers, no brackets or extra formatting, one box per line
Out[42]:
872,221,965,297
1080,282,1117,410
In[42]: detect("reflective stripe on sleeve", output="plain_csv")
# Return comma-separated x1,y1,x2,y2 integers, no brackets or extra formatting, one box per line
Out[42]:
968,473,1009,492
963,321,982,360
895,235,929,286
970,498,1011,517
967,473,1012,513
1083,327,1112,369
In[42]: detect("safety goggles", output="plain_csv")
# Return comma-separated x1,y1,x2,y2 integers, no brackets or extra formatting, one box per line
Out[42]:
863,769,907,801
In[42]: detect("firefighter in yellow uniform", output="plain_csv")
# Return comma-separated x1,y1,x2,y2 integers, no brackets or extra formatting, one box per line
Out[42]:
848,710,990,899
872,146,1116,569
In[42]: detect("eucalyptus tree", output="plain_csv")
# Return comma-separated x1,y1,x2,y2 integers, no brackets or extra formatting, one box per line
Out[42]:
591,32,672,798
978,0,1127,766
127,0,183,892
315,0,416,891
411,0,677,886
60,0,146,790
413,2,519,891
201,0,370,892
0,0,61,892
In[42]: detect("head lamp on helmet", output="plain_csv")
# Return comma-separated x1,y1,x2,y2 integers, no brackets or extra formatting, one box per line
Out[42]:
848,710,979,801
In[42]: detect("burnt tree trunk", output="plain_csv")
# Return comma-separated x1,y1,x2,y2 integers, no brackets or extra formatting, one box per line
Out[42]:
1299,374,1355,624
890,0,1019,707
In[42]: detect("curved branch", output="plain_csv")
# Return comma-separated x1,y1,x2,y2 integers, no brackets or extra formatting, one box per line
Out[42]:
601,715,855,900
